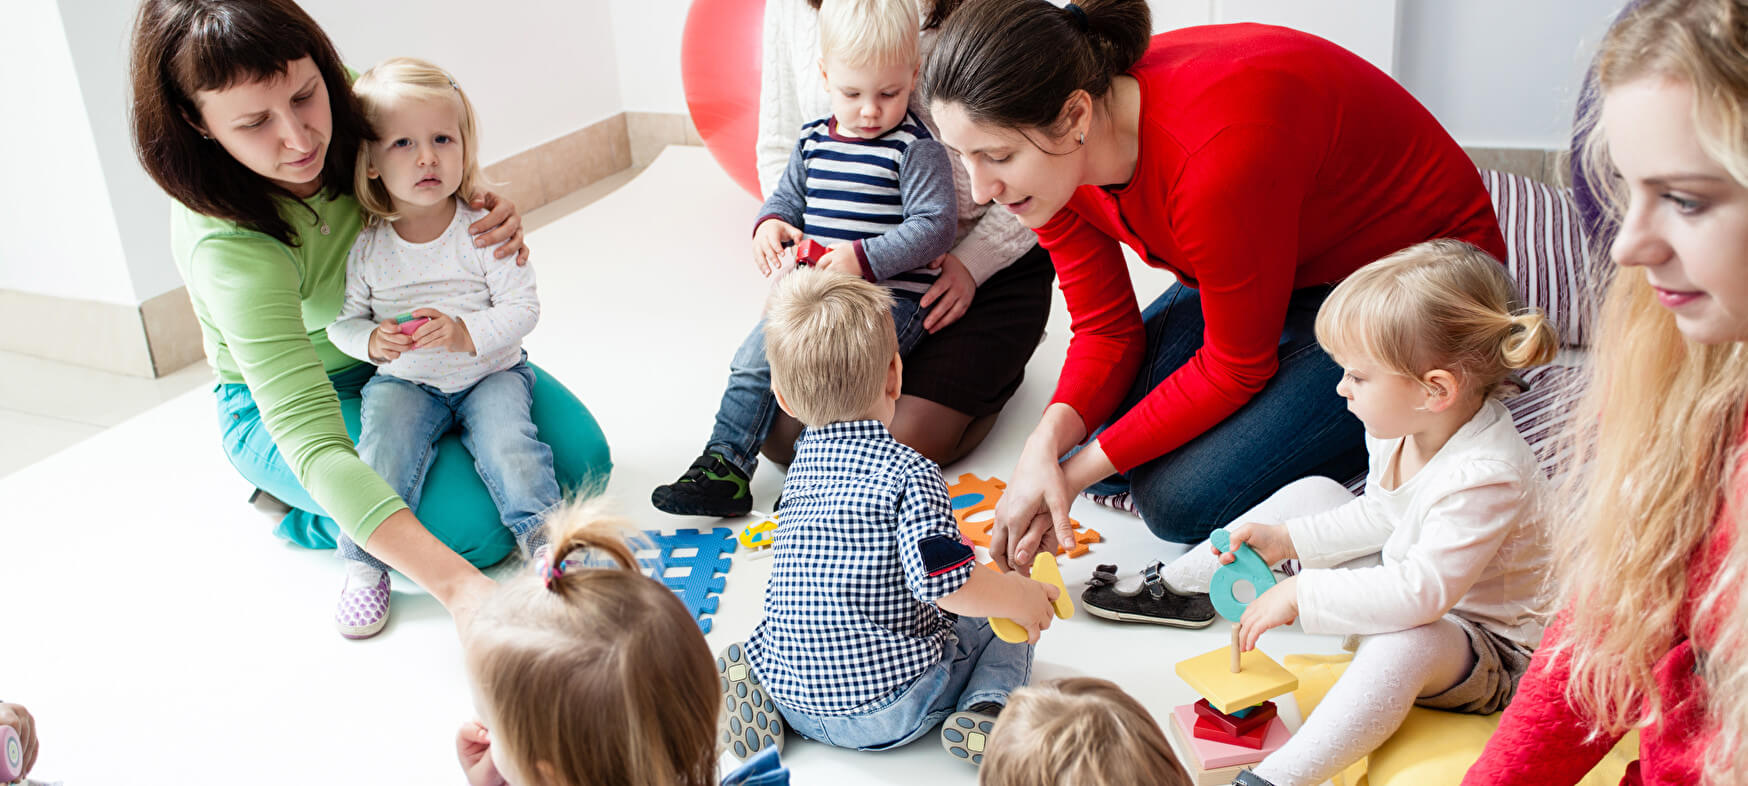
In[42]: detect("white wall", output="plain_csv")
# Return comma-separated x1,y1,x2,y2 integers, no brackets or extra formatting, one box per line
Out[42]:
1396,0,1620,149
611,0,693,115
0,0,136,305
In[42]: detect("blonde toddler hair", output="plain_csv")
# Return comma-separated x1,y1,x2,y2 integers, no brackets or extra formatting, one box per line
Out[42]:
1562,1,1748,780
465,500,719,786
765,268,898,427
980,678,1189,786
1315,239,1557,398
818,0,921,69
351,57,487,223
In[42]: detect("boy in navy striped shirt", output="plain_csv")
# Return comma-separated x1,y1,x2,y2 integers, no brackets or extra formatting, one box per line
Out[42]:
653,0,957,518
715,269,1059,766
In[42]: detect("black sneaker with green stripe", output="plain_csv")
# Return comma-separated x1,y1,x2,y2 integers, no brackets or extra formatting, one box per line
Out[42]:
651,452,754,517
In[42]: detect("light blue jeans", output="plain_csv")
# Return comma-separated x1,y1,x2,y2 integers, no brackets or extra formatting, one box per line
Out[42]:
337,360,559,569
776,615,1031,751
706,295,927,477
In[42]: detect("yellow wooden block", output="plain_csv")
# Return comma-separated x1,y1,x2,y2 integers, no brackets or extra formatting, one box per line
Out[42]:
1175,646,1298,714
991,554,1074,643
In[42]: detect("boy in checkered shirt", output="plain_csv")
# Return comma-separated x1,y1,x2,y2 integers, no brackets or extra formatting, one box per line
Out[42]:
715,269,1060,768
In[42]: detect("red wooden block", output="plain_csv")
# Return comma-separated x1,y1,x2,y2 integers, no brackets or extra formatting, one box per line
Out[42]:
794,238,827,267
1193,714,1270,749
1193,699,1276,737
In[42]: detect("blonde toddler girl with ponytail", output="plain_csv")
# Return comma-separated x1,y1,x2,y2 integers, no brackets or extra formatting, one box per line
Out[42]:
1150,239,1559,786
453,500,788,786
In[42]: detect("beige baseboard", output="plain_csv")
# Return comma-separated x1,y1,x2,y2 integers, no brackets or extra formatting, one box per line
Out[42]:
1465,146,1567,187
0,289,184,378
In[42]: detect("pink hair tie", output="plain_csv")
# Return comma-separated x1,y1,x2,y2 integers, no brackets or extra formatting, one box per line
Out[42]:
542,559,566,590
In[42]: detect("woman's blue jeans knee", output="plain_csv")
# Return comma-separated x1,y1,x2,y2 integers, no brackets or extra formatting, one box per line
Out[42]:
1092,283,1366,544
215,360,611,568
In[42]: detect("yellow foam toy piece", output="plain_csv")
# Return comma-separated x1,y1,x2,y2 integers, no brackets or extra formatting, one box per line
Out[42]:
991,553,1073,643
1282,653,1639,786
1175,646,1299,714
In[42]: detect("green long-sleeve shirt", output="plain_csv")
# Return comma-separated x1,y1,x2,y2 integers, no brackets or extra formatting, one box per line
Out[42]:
173,193,406,543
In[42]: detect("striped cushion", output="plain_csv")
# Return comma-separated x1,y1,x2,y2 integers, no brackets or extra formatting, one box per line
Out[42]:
1478,168,1599,348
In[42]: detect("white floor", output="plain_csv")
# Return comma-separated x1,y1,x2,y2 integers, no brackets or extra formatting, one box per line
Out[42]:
0,147,1346,785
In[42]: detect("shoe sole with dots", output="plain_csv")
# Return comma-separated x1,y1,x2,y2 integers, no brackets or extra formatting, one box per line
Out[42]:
716,642,784,760
941,709,997,766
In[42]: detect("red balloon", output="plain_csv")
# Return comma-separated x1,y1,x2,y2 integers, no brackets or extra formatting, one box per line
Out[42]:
682,0,765,198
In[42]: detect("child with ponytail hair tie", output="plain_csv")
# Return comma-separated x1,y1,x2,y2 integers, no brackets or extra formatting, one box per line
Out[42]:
455,500,788,786
1143,239,1559,786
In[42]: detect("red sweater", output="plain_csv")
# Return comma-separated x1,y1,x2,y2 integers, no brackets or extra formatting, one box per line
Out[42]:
1038,24,1506,472
1463,499,1735,783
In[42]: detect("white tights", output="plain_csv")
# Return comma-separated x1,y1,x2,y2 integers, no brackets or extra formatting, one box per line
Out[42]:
1158,477,1475,786
1251,619,1475,786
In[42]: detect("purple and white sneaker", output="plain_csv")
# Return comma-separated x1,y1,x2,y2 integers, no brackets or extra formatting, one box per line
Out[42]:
335,569,391,640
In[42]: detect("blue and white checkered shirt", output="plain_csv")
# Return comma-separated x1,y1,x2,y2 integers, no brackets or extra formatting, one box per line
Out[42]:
745,420,976,716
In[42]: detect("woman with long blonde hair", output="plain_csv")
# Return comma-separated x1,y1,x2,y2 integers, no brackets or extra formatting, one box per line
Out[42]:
1465,1,1748,782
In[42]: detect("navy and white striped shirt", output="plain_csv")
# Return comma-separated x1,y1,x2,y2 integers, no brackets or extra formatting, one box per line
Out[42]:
755,113,957,298
745,420,977,716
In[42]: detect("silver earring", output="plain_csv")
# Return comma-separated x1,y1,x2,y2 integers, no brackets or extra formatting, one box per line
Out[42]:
1077,132,1085,145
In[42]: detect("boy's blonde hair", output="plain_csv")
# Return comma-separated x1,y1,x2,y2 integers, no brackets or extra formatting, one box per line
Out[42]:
1562,2,1748,780
1314,239,1557,398
980,678,1189,786
818,0,920,69
766,268,898,427
465,500,719,786
351,57,487,223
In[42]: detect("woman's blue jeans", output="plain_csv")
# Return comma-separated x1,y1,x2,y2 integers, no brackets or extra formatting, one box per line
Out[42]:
1086,283,1366,544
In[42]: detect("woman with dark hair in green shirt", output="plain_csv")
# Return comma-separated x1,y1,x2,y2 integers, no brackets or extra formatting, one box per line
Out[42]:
129,0,611,630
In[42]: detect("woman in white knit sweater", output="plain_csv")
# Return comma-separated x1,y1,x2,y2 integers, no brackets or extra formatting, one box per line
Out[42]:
755,0,1054,466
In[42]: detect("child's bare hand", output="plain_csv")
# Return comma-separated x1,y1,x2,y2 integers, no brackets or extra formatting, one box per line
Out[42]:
1215,522,1296,566
752,220,803,276
1005,572,1061,644
0,702,38,779
410,308,476,355
816,243,862,277
456,720,507,786
369,318,416,363
1236,576,1298,652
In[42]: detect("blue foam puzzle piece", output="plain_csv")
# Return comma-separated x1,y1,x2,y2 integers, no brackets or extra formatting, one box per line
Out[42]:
640,527,738,633
951,492,985,510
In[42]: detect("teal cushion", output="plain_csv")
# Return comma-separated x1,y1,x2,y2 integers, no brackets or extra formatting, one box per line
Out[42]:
304,363,611,568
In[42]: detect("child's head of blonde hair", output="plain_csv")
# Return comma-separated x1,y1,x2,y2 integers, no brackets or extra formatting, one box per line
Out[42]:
1315,239,1558,400
980,677,1189,786
818,0,921,69
464,500,719,786
766,268,900,427
351,57,486,223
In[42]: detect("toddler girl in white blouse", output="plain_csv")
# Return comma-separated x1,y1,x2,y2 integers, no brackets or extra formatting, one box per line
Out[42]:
324,58,554,641
1163,239,1560,786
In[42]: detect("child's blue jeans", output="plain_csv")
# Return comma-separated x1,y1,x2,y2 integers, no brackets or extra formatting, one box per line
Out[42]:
775,615,1031,751
337,359,559,569
706,294,927,477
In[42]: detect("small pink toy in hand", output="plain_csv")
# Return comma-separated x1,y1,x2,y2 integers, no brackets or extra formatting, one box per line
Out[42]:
0,725,22,782
394,312,431,336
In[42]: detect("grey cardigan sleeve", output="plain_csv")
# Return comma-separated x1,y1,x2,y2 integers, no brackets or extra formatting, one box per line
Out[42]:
854,138,957,281
753,136,810,233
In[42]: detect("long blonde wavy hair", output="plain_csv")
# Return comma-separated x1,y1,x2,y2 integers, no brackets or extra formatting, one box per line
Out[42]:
1564,0,1748,777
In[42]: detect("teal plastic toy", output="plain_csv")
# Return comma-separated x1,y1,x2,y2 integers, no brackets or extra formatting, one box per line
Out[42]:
1209,529,1277,622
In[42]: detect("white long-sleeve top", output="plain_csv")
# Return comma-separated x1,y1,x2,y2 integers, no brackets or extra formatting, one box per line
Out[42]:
328,201,538,393
1286,399,1552,649
757,0,1037,285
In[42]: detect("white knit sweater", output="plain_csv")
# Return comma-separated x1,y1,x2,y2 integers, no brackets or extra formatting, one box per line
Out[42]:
756,0,1037,284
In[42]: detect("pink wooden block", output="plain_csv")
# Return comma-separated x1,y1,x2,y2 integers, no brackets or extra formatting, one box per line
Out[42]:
1172,703,1290,769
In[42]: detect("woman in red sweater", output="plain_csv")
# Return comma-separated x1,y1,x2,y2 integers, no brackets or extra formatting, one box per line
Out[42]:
921,0,1504,570
1465,2,1748,782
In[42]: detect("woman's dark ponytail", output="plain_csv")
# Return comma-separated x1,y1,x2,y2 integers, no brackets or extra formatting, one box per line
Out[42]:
922,0,1151,132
